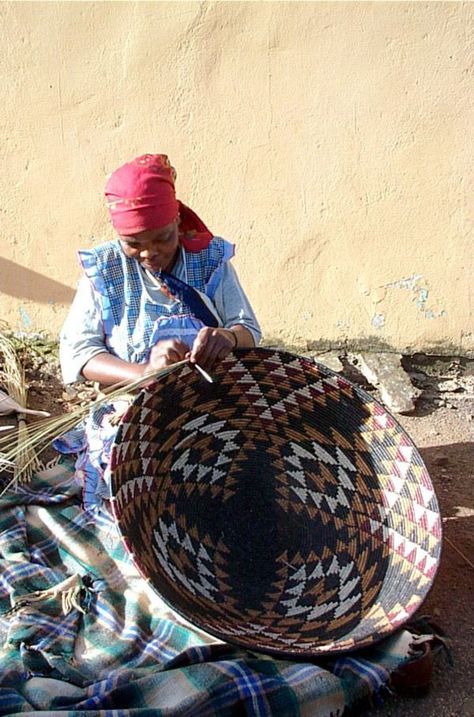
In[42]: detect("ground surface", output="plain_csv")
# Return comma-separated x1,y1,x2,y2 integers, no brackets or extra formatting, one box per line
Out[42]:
361,358,474,717
1,340,473,716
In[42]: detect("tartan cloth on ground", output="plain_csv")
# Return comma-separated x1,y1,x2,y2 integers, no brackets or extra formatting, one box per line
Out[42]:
0,460,436,716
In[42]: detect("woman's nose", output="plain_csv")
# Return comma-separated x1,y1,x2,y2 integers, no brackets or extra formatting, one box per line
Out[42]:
140,247,156,259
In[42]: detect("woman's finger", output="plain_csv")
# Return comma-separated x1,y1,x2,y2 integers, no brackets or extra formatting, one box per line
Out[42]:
191,329,234,369
189,329,211,363
197,341,223,369
149,339,188,368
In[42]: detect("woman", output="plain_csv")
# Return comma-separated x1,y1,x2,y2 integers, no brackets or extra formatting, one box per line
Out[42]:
57,153,261,510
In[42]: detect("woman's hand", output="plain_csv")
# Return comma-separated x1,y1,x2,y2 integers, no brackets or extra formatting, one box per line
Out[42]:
82,340,189,386
147,338,189,370
81,329,253,386
189,327,237,370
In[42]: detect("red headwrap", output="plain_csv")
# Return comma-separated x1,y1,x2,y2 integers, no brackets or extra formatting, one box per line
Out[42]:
104,153,212,252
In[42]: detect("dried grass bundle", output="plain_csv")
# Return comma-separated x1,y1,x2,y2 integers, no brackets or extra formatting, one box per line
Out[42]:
0,328,43,484
0,358,188,498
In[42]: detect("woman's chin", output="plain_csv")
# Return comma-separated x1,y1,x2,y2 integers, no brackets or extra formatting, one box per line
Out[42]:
142,262,162,273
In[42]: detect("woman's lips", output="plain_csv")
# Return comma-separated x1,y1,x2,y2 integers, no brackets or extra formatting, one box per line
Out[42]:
142,261,161,272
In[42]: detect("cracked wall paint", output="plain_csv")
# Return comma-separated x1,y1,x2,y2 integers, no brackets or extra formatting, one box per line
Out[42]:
425,309,447,320
368,275,447,324
415,287,429,311
371,313,385,330
384,275,423,291
19,306,31,329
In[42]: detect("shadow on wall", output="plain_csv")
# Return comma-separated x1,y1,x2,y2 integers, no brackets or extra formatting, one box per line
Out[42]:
0,257,75,304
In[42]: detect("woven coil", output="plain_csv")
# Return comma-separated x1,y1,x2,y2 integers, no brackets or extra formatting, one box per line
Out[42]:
110,348,442,657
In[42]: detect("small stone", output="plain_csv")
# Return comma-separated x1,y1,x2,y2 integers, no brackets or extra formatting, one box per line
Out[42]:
62,388,77,401
354,352,421,414
461,697,474,716
313,352,344,373
438,379,462,393
433,454,449,467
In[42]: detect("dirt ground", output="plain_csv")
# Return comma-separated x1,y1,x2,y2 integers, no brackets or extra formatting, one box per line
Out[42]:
2,341,474,716
361,357,474,717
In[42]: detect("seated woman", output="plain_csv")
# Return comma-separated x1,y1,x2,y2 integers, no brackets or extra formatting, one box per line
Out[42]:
57,153,261,511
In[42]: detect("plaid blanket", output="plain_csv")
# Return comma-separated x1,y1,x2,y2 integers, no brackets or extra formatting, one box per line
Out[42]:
0,460,430,716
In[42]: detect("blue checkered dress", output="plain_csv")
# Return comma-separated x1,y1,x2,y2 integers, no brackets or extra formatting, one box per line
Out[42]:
56,237,234,510
79,237,233,363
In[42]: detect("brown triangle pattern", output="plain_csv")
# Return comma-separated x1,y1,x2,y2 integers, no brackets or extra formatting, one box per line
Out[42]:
110,347,441,657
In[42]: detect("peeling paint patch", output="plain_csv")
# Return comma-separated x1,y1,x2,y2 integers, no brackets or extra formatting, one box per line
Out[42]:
383,275,423,291
425,309,447,319
415,288,429,310
372,275,447,321
371,313,385,329
19,306,31,328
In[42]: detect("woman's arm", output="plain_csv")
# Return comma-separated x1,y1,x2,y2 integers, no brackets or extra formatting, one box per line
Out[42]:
59,277,109,384
188,262,260,369
213,262,261,345
61,277,189,387
82,339,189,386
81,352,147,384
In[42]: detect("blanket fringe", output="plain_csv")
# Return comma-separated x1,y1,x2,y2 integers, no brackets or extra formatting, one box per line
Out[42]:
5,573,87,617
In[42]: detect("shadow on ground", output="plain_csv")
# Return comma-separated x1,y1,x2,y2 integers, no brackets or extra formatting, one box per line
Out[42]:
359,441,474,717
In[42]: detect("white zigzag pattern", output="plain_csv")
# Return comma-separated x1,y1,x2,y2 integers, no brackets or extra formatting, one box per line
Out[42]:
284,441,357,513
153,518,218,600
279,557,362,621
171,413,241,484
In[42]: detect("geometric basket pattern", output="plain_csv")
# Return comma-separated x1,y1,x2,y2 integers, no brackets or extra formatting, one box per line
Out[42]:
110,348,442,657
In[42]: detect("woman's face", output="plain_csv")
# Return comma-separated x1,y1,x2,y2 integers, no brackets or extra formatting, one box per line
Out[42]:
119,221,180,273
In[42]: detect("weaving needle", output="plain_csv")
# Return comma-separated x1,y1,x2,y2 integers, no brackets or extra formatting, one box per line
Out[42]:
194,363,214,383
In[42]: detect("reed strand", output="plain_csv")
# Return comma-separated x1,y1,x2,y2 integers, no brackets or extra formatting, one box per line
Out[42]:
0,331,41,483
0,359,188,497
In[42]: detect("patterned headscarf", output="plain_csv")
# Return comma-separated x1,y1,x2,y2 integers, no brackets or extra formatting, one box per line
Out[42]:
105,154,212,252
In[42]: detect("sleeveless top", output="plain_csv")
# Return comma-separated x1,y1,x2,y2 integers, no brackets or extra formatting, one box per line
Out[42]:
78,237,234,363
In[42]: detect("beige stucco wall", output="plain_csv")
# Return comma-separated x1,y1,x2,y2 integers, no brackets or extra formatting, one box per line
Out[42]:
1,1,472,355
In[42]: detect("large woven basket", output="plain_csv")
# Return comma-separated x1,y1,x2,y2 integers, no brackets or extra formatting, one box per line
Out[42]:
110,348,442,657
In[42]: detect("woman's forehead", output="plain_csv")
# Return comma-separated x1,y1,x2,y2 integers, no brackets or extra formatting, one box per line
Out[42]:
120,222,177,243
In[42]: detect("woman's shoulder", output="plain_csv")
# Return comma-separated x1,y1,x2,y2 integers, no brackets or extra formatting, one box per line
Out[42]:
210,236,235,261
184,236,234,261
78,239,128,276
79,238,121,259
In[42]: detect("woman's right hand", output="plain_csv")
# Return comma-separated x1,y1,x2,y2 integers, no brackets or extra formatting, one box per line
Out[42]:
147,338,189,371
82,340,190,386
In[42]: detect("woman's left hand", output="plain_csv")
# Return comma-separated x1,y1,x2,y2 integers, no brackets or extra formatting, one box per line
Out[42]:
189,327,236,370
